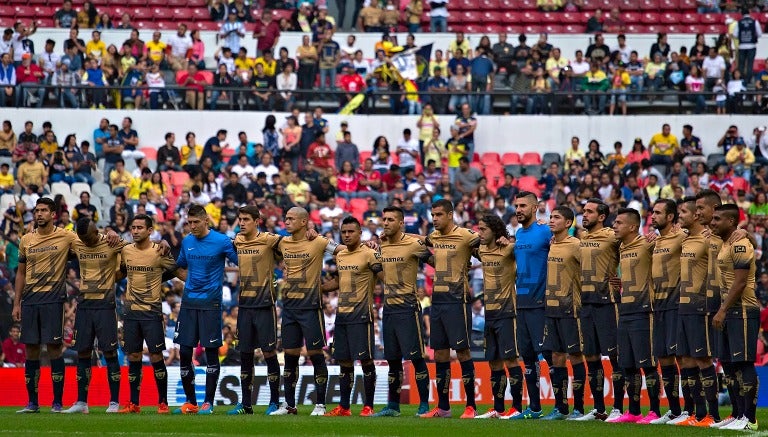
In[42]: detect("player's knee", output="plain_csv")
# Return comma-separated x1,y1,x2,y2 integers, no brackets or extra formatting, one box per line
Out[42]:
360,359,374,367
128,352,142,362
338,360,354,367
552,352,567,367
696,357,712,369
47,343,63,358
489,360,505,371
505,358,519,368
149,353,163,363
26,345,41,360
103,350,117,359
456,349,472,362
584,354,600,362
78,350,92,359
262,350,276,359
658,356,675,366
568,353,584,363
434,350,450,362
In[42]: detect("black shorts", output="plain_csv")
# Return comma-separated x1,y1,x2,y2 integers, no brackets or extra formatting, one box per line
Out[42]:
332,323,374,361
617,314,656,369
429,304,471,351
123,318,166,354
580,303,618,357
20,303,64,345
485,317,518,361
71,308,118,352
543,317,583,354
678,313,714,358
236,307,277,352
715,316,759,363
281,308,326,350
175,307,222,348
516,307,546,358
653,309,679,358
383,311,424,361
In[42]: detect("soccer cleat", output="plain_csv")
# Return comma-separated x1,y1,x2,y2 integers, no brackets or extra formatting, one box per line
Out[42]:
226,403,253,415
117,403,141,414
498,408,521,419
475,409,501,419
416,402,430,415
62,402,89,414
198,402,214,415
650,410,678,424
747,420,759,431
541,409,568,420
106,402,120,413
359,406,375,417
16,403,40,414
674,415,699,426
666,410,689,425
637,411,661,424
509,407,543,420
372,407,401,417
604,408,623,422
310,404,326,416
269,403,298,416
173,402,199,415
693,415,716,427
51,403,63,413
572,409,607,421
610,411,643,423
419,407,451,418
566,410,585,420
157,403,170,414
265,402,279,415
325,406,351,417
460,406,476,419
710,415,735,428
722,416,749,430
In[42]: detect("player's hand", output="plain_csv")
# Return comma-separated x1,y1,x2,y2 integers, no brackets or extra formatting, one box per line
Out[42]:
496,236,511,247
712,309,726,330
645,232,658,243
364,239,380,251
306,228,319,240
156,239,171,256
728,228,748,245
105,230,121,247
12,304,20,322
537,219,547,225
701,227,712,238
378,232,388,243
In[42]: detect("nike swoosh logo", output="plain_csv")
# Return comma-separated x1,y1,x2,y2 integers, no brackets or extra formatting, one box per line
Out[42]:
607,346,617,352
410,351,419,355
209,338,218,343
695,348,703,352
359,352,366,356
111,342,117,347
734,351,742,356
313,340,321,346
504,349,514,354
155,343,164,348
456,339,464,345
268,342,275,347
670,344,677,349
538,342,544,347
568,344,577,349
53,336,62,341
187,248,194,251
639,359,648,363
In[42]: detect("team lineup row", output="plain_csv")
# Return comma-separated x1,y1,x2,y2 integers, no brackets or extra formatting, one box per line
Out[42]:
7,191,759,430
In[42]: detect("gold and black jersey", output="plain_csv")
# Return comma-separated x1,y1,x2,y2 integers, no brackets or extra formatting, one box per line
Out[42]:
234,232,282,308
477,244,516,320
718,237,759,318
121,243,177,320
18,227,77,306
580,227,620,305
618,235,654,316
651,230,685,311
278,236,334,310
380,234,432,314
336,245,383,324
71,235,129,309
426,226,481,304
679,234,710,314
707,235,724,313
546,236,582,318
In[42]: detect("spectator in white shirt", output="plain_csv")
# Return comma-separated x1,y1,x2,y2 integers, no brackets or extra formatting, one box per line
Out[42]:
701,46,726,91
219,10,245,53
253,151,279,184
276,63,297,111
166,24,193,71
38,39,60,84
319,198,344,233
231,154,256,186
396,128,420,175
407,173,434,204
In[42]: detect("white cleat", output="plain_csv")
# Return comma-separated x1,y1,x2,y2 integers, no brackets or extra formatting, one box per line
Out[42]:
310,404,326,416
665,411,690,425
721,416,749,430
475,409,501,419
604,408,624,423
650,410,678,424
62,402,89,414
269,402,297,416
572,409,604,421
710,416,736,428
105,402,120,413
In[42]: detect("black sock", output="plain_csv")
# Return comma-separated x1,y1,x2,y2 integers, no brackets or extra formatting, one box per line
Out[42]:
491,369,507,413
572,361,586,413
309,354,328,405
152,360,168,404
339,365,354,410
723,363,740,418
690,367,706,419
436,361,451,411
362,363,376,408
412,358,430,405
283,354,300,408
106,355,121,404
701,365,720,421
625,368,641,415
51,357,65,405
240,352,254,407
387,360,403,409
661,364,681,415
507,365,524,412
204,348,220,405
523,356,541,411
587,360,605,413
25,359,40,406
643,366,660,416
679,367,693,415
179,346,196,405
740,362,758,423
610,357,625,411
552,366,568,414
128,360,142,405
460,359,476,408
265,355,280,406
77,357,91,403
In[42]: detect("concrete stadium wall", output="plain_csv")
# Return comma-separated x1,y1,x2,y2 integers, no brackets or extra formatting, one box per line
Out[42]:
0,108,763,156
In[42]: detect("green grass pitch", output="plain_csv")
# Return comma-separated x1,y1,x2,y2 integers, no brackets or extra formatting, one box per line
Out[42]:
1,406,766,436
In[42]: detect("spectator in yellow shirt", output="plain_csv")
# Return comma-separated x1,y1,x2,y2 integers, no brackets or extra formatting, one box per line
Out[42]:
38,130,59,160
563,136,585,171
648,123,679,167
0,162,14,194
17,151,47,193
109,159,133,196
254,49,277,77
127,167,154,203
725,137,755,181
205,197,223,226
85,30,107,62
144,31,167,66
609,61,631,116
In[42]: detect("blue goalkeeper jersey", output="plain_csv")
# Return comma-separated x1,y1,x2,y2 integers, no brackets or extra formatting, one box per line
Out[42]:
176,230,238,310
514,222,552,309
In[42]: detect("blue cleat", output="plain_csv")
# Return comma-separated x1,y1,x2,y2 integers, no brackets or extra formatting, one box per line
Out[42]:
227,403,253,415
372,407,401,417
16,403,40,414
265,402,280,416
509,407,544,420
541,409,568,421
566,410,585,420
416,402,430,416
198,402,214,415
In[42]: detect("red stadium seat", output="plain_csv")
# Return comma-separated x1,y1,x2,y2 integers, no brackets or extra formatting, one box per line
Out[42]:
580,0,599,9
458,10,481,23
679,11,699,23
517,176,541,197
459,24,480,33
638,0,659,9
310,210,321,226
521,152,541,165
155,21,176,30
359,151,372,164
470,162,483,173
481,152,501,165
621,12,641,23
0,5,14,17
639,12,660,24
499,0,517,8
13,6,36,17
503,24,523,33
560,12,581,23
187,0,207,6
173,8,194,20
480,0,500,9
170,171,190,188
484,164,503,180
519,0,537,9
132,8,155,20
665,24,682,33
724,12,742,22
191,7,210,19
335,197,348,211
502,152,521,165
660,12,680,24
34,17,54,27
643,24,662,33
0,17,15,27
659,0,678,8
522,24,543,33
503,11,521,22
193,21,220,31
540,12,559,23
165,0,188,6
624,23,643,33
618,0,640,10
480,24,503,33
127,0,146,5
562,24,584,33
110,6,127,17
479,11,502,23
521,11,544,23
543,24,564,33
685,24,705,33
680,0,698,7
453,0,474,11
699,13,721,24
704,23,726,33
33,6,53,16
139,147,157,160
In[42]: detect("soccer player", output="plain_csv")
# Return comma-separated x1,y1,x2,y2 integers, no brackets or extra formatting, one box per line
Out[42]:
13,198,77,413
419,199,481,419
510,191,551,420
608,208,661,424
372,205,433,418
574,199,623,422
541,206,585,420
118,214,178,414
647,199,686,424
175,204,239,415
270,207,346,416
227,206,283,416
473,214,524,419
324,216,382,417
711,204,759,431
675,197,719,426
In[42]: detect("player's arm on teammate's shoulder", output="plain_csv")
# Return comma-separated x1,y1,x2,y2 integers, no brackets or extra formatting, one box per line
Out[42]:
306,227,319,240
11,261,25,322
102,228,122,247
727,227,757,248
713,243,752,330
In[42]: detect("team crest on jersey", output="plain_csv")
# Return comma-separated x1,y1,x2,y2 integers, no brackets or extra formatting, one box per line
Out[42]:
734,245,747,253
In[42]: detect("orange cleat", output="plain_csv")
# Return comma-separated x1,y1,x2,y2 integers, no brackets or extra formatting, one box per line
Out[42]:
419,407,451,418
157,403,170,414
359,406,375,417
694,415,716,427
460,406,476,419
117,403,141,414
325,406,351,417
675,415,699,426
174,402,199,415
